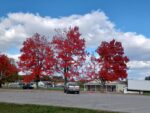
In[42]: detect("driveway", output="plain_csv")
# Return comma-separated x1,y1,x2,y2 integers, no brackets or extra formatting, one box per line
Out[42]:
0,89,149,113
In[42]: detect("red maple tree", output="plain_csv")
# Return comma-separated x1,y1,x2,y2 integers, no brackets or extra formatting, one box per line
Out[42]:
52,26,86,84
0,54,18,88
18,33,56,88
80,55,99,82
96,39,129,86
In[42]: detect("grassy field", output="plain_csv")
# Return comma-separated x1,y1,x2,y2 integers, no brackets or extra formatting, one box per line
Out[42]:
0,102,121,113
143,91,150,96
47,87,63,91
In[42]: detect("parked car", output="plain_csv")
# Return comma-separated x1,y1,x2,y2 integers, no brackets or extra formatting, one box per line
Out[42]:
22,83,34,89
64,82,80,94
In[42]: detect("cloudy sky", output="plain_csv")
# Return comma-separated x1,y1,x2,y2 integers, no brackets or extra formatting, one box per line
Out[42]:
0,0,150,80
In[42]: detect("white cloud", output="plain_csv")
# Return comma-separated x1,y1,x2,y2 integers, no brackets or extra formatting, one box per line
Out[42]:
0,11,150,79
128,61,150,70
6,53,20,61
0,11,115,52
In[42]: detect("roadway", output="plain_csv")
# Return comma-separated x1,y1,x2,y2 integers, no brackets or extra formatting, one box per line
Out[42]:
0,89,149,113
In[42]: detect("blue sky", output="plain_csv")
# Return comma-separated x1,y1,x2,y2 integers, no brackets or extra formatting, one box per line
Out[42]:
1,0,150,37
0,0,150,80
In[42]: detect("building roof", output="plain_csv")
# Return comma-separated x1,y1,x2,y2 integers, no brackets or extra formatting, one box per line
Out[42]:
84,80,126,86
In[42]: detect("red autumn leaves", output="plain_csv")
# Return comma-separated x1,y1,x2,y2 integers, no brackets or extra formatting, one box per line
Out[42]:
0,26,129,86
18,33,56,84
0,54,18,87
97,39,129,83
52,27,86,84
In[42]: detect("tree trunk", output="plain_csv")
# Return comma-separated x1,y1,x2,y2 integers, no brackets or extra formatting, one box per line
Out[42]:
36,75,39,89
0,83,2,88
0,79,2,88
100,77,106,87
64,67,67,85
64,68,67,85
0,73,3,88
36,81,39,89
99,78,106,92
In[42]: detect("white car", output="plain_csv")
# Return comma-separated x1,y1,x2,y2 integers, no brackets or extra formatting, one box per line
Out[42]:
30,81,46,88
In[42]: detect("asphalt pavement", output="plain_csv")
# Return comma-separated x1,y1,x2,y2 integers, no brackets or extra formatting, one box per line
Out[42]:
0,89,150,113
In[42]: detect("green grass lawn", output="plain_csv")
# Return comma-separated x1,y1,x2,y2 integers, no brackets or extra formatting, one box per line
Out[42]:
0,102,121,113
143,91,150,96
47,87,64,91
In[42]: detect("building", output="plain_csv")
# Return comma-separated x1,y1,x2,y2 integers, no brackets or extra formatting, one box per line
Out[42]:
84,80,126,93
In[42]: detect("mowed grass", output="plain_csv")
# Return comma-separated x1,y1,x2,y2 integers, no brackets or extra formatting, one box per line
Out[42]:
143,92,150,96
0,102,121,113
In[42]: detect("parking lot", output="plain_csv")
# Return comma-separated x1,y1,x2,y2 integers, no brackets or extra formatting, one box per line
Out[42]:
0,89,149,113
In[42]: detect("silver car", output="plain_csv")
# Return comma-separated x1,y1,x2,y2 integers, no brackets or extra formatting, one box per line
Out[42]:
64,82,80,94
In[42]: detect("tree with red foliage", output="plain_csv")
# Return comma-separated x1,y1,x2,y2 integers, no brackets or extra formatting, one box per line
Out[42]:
18,33,56,88
52,27,86,85
96,39,129,86
80,55,99,83
0,54,18,88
